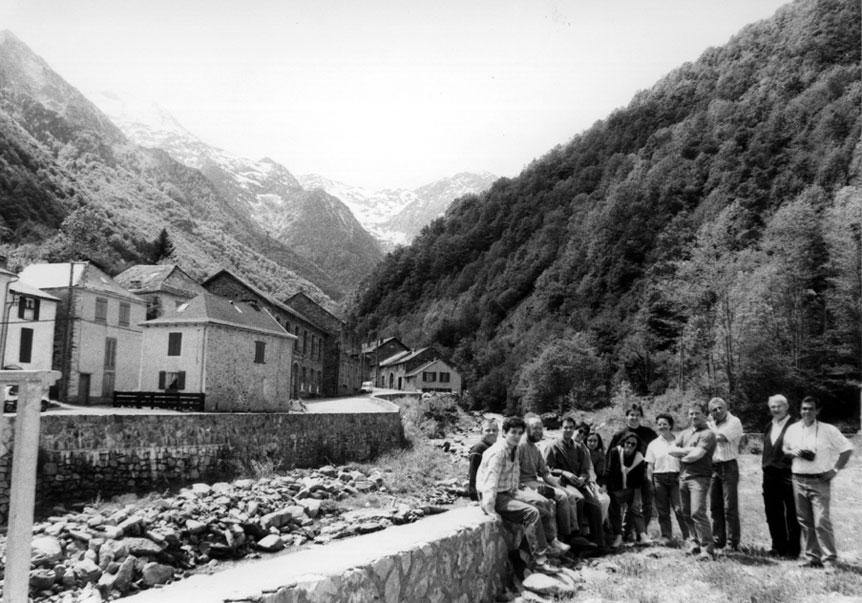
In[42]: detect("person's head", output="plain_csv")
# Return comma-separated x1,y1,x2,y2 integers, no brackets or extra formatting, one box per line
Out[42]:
620,432,640,456
524,414,544,443
625,404,644,428
480,419,499,445
655,413,675,434
799,396,820,426
767,394,789,420
561,415,577,442
688,402,709,429
586,431,604,451
575,422,591,444
501,416,526,446
708,397,728,422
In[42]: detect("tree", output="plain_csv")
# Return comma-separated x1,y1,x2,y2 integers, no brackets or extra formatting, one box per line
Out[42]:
150,228,175,263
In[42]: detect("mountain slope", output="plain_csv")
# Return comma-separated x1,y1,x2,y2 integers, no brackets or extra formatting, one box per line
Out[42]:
350,0,861,421
0,30,340,307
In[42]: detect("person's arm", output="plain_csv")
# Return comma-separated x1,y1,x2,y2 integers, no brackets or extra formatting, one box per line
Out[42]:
715,416,744,444
467,450,483,500
681,446,707,463
646,461,655,483
478,450,503,519
537,452,562,487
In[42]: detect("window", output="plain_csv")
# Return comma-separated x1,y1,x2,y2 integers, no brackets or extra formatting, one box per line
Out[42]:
254,341,266,364
158,371,186,390
104,337,117,370
95,297,108,323
311,336,315,359
439,372,450,383
167,332,182,356
119,302,130,327
303,330,308,355
422,371,437,382
19,328,33,363
17,296,40,321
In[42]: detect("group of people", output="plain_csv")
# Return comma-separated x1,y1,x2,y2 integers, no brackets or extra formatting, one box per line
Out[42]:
467,394,854,574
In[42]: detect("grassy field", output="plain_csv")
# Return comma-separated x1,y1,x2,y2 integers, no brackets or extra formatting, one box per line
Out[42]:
560,446,862,603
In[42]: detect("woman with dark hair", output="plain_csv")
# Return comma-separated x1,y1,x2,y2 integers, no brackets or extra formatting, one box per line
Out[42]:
606,431,651,547
646,413,689,545
581,427,612,530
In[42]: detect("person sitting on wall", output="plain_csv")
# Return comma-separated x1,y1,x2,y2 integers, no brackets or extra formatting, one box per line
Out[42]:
468,419,499,501
476,415,562,574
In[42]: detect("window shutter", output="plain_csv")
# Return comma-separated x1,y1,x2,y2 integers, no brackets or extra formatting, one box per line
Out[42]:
158,371,166,389
19,328,33,363
18,298,25,319
33,298,40,321
177,371,186,390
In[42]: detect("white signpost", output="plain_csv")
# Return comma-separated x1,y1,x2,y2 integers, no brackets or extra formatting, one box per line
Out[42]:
0,370,61,603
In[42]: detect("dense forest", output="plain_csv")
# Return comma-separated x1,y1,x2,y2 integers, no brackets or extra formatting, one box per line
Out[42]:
349,0,861,426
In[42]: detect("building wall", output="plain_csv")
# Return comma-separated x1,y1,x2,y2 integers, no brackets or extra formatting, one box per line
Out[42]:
0,409,404,523
138,324,206,393
3,297,57,370
411,359,462,394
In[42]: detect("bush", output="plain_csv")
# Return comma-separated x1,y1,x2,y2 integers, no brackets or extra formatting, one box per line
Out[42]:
398,394,465,439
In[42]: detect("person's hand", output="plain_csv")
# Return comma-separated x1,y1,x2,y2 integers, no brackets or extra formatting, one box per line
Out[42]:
823,469,838,481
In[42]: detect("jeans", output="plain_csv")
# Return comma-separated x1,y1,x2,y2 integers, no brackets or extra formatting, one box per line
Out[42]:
653,472,689,540
762,467,800,557
710,460,740,548
680,475,713,552
494,490,552,556
609,487,645,537
792,474,837,563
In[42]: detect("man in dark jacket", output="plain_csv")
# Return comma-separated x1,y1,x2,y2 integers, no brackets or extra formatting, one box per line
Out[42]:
761,394,800,558
468,419,500,501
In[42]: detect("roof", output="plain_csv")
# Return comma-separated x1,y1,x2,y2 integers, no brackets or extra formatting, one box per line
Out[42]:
141,292,295,338
202,269,322,332
379,347,430,368
114,264,206,297
19,262,144,301
405,358,457,378
361,336,407,354
10,279,60,301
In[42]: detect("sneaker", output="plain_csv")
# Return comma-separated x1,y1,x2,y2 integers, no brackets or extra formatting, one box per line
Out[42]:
697,550,714,561
687,541,702,555
611,535,623,549
637,533,654,546
569,535,598,549
799,559,823,569
658,537,672,547
822,561,838,573
549,538,571,555
533,554,560,574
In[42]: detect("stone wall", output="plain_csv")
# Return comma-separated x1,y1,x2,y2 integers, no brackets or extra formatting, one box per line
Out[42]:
123,506,513,603
0,410,403,524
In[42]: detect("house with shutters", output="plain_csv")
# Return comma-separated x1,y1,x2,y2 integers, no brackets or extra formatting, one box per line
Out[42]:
114,264,207,319
138,292,296,411
18,262,146,404
377,346,462,394
361,337,410,386
2,278,59,371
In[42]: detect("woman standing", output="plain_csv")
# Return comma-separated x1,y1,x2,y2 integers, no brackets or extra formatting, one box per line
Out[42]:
606,432,650,547
645,413,690,545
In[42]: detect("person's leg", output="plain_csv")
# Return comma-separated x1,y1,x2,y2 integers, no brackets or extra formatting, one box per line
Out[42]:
514,488,558,546
609,490,623,540
579,485,606,547
810,479,836,564
653,473,673,539
709,465,726,548
723,460,740,549
667,474,689,540
763,469,787,554
641,480,653,532
793,477,821,563
781,471,801,558
690,476,714,555
495,492,546,557
679,478,697,548
629,488,646,536
550,486,573,538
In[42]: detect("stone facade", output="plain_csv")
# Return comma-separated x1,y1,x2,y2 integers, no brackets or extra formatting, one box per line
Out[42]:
123,507,513,603
0,410,403,523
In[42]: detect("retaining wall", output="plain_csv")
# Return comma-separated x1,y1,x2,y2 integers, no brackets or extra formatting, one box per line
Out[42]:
124,506,512,603
0,409,403,524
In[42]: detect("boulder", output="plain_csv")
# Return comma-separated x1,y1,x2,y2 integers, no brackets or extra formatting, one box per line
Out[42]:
123,537,164,556
29,568,57,590
31,535,64,567
256,534,285,552
141,562,174,586
298,499,322,518
74,558,103,583
523,572,576,596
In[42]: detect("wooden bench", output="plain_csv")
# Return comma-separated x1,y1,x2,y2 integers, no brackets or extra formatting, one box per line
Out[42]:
113,391,205,412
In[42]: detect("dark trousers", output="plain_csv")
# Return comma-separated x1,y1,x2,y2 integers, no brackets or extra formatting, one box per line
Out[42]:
763,468,800,557
710,459,740,548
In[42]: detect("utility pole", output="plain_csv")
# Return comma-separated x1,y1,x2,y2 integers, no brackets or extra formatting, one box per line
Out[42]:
61,262,77,403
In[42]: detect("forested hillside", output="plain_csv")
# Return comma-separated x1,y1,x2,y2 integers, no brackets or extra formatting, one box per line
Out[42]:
350,0,861,425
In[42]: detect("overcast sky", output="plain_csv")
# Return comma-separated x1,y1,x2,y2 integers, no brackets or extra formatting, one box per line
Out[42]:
3,0,789,190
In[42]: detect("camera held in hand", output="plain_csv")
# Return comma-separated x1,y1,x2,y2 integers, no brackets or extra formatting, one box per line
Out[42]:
798,449,816,461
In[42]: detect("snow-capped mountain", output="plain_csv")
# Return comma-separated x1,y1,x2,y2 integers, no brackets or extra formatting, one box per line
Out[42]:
299,171,497,248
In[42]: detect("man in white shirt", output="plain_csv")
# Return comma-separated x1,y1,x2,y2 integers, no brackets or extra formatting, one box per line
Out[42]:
782,396,853,570
707,397,743,551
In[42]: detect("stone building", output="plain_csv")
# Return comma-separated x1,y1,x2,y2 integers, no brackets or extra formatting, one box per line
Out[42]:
114,264,207,319
139,292,296,411
18,262,147,404
361,337,410,386
202,270,330,399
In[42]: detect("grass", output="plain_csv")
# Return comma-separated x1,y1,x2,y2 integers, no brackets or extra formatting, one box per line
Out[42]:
559,442,862,603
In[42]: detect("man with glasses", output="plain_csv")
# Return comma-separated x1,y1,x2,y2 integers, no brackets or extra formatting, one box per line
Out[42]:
782,396,853,571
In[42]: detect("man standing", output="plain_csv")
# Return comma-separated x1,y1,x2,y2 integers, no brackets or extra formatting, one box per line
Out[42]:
782,396,853,570
467,419,499,501
518,415,580,551
476,416,562,572
670,401,717,560
707,397,743,552
544,415,606,548
608,404,658,539
761,394,800,558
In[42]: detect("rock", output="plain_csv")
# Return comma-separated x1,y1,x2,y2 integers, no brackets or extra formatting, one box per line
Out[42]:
319,465,338,477
256,535,285,552
98,540,129,569
123,537,164,556
523,572,576,596
191,483,212,496
29,568,57,590
113,555,137,593
31,535,64,567
118,514,143,535
87,515,106,528
185,519,207,535
141,562,174,586
298,498,322,518
74,558,103,583
61,568,77,587
234,479,255,489
260,506,305,529
211,482,232,493
102,525,123,539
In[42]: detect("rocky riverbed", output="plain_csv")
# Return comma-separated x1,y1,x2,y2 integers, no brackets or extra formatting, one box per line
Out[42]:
0,465,462,602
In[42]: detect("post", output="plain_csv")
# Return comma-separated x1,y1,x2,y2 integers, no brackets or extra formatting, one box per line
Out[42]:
1,369,61,603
